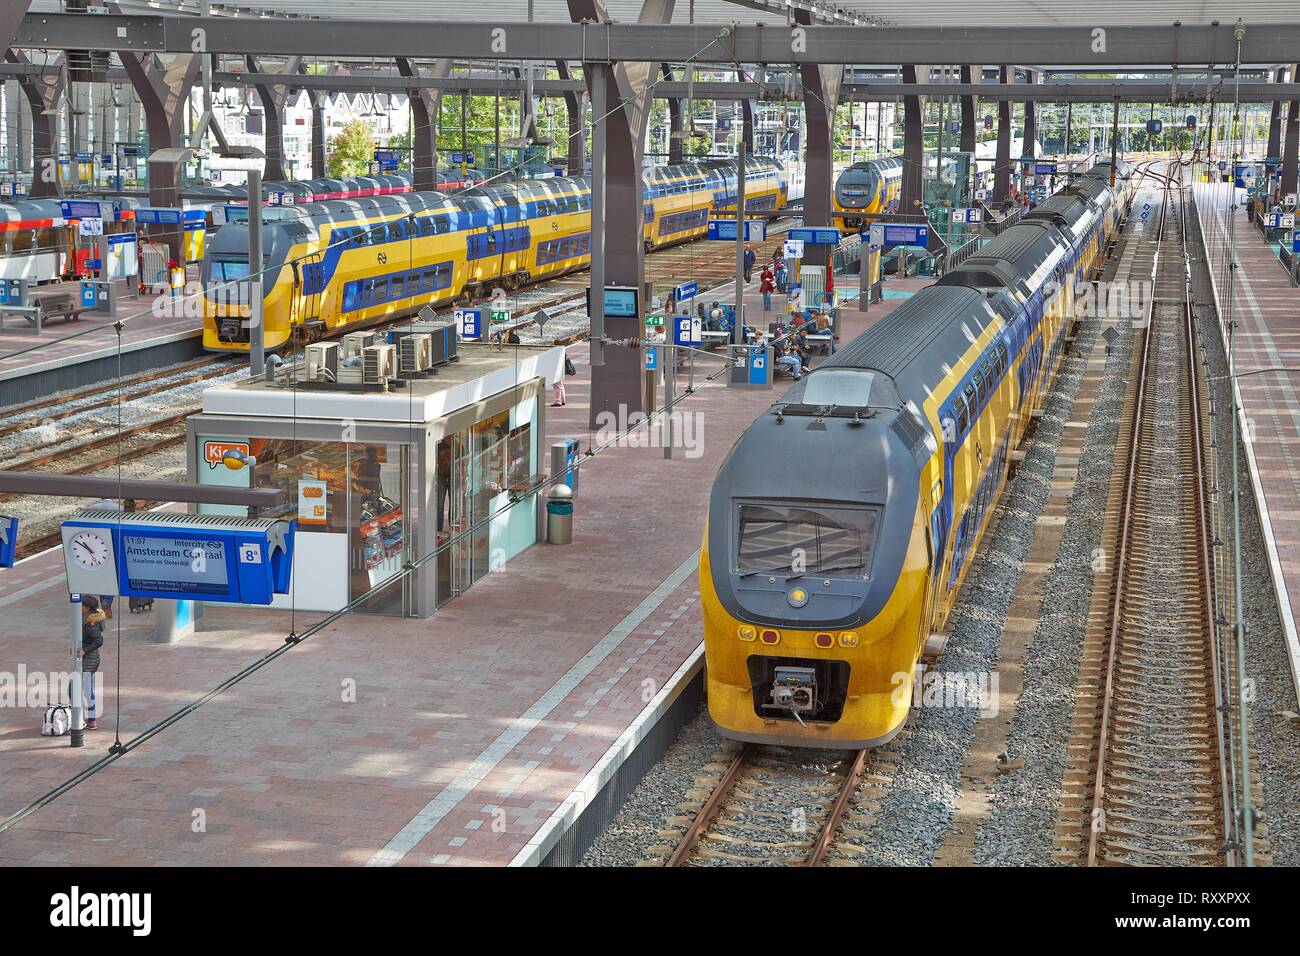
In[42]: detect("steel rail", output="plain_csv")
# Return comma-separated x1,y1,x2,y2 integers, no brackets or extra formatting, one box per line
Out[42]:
1084,171,1168,868
806,748,868,867
665,745,750,867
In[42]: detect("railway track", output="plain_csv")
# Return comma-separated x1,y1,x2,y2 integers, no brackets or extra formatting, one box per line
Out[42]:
1053,167,1237,866
662,744,868,866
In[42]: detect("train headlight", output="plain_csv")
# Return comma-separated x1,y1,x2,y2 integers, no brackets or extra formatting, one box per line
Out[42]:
838,632,860,648
738,625,757,642
760,629,781,645
787,586,809,608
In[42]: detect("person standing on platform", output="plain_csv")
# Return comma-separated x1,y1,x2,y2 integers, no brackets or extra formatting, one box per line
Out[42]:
759,263,775,313
77,596,105,730
743,244,756,283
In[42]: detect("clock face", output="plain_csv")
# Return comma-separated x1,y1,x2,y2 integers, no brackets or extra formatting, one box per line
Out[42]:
70,530,110,570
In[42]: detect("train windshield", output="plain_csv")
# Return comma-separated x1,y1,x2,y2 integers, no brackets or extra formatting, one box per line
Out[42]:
211,257,250,281
736,504,879,575
799,369,897,409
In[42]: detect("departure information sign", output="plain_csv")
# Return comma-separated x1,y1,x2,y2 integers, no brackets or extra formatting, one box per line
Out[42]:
122,535,231,596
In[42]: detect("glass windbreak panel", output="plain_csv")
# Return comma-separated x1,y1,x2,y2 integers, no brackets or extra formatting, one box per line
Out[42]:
246,437,350,533
351,443,408,614
737,504,880,576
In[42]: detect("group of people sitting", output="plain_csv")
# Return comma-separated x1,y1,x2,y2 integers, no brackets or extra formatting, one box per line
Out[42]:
771,312,832,381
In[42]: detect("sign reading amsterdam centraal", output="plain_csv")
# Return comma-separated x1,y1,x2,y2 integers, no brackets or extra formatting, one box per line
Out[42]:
61,510,295,605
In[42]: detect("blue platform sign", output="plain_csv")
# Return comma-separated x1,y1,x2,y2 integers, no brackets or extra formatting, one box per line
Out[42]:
60,199,118,221
707,219,767,241
455,307,482,340
0,515,17,569
60,515,295,605
870,223,930,248
674,280,699,302
136,207,184,226
673,315,703,347
1034,162,1057,176
645,346,658,371
787,227,840,246
1293,234,1300,254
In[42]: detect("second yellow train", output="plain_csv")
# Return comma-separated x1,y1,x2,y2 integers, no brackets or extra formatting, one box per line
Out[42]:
202,158,786,351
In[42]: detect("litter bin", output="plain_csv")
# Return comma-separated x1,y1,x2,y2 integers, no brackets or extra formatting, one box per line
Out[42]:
546,484,574,545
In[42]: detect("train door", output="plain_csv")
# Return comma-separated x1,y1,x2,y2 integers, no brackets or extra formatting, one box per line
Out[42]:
498,194,521,284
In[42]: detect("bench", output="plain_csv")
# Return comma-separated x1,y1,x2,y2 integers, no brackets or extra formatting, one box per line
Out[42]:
35,291,89,322
0,303,43,333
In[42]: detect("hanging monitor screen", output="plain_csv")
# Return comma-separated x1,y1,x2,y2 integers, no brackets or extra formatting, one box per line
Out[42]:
602,286,640,318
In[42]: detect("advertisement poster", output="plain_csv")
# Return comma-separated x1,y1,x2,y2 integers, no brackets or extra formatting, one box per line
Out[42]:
297,479,328,526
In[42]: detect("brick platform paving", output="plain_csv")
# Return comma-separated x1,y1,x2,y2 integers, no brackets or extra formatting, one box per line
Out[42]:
1194,182,1300,701
0,274,931,866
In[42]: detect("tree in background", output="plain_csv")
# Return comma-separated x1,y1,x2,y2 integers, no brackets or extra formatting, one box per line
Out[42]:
327,119,375,177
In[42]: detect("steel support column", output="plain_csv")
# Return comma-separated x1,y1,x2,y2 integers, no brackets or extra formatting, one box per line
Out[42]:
556,60,585,176
899,64,924,210
1282,77,1300,198
569,0,674,428
397,56,451,191
994,66,1012,203
0,2,32,62
1022,69,1037,158
245,54,301,182
1266,67,1283,162
307,88,326,177
959,64,977,155
661,63,683,164
5,50,61,197
797,5,843,272
120,51,199,255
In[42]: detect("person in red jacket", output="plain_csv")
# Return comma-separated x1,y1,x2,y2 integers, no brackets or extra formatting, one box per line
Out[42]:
759,263,776,312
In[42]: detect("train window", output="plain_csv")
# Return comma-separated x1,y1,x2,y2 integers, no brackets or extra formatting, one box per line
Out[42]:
956,398,970,434
736,504,880,576
975,369,987,403
391,275,405,299
354,228,370,247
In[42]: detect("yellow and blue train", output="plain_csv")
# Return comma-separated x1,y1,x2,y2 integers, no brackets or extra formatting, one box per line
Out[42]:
202,158,786,351
700,160,1132,748
832,156,903,234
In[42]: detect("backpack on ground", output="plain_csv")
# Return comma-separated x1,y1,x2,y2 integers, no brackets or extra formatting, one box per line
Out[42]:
564,356,577,377
42,705,71,737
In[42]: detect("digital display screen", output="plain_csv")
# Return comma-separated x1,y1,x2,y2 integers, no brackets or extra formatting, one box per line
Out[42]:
602,287,639,318
122,534,230,596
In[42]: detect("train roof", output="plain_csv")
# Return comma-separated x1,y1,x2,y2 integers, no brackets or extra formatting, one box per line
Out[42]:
937,221,1067,296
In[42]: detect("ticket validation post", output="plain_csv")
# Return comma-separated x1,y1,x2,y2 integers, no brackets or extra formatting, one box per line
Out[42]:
60,511,296,745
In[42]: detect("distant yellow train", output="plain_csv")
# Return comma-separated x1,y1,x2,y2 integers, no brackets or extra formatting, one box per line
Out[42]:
701,161,1132,749
202,158,787,351
833,156,903,234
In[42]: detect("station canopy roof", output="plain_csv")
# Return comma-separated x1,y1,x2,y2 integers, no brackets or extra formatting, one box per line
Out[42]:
45,0,1300,26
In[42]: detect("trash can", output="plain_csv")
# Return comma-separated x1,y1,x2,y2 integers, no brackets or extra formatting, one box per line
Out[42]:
546,484,574,545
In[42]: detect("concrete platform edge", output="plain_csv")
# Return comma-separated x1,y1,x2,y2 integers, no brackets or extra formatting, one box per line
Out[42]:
511,643,704,867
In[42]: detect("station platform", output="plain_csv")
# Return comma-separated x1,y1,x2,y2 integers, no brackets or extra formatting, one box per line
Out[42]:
0,268,205,405
1193,182,1300,701
0,276,933,867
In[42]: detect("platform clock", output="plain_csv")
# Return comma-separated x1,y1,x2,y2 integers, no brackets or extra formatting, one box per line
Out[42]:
69,529,111,569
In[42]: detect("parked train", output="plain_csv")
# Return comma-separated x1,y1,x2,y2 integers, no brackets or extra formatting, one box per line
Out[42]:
201,157,788,352
832,156,904,233
0,172,477,286
700,160,1132,749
